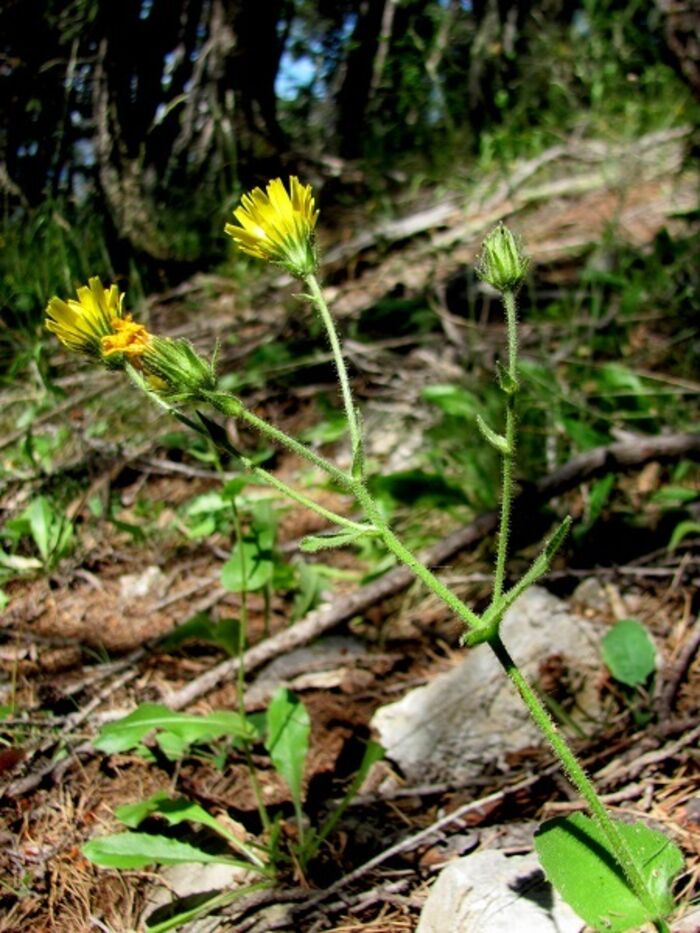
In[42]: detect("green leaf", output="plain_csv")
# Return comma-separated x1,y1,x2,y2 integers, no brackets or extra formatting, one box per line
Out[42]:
300,527,375,552
535,813,683,932
155,731,191,761
668,520,700,552
26,496,53,562
475,413,510,454
220,503,280,593
421,384,480,418
587,473,615,527
116,793,266,868
558,416,611,450
160,612,241,657
93,704,254,756
221,537,275,592
495,360,518,395
265,688,310,810
82,832,238,869
115,791,171,827
651,486,698,505
221,477,249,501
291,561,325,621
601,619,656,687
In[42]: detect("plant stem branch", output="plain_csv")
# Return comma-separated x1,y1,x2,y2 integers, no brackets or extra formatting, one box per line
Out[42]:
305,273,364,476
492,289,519,605
229,496,272,836
205,391,353,491
351,483,482,631
241,459,368,533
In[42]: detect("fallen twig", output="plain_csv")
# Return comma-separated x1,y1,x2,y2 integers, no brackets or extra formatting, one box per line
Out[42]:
658,616,700,718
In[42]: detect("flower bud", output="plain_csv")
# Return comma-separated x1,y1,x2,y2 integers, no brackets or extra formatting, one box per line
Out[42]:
477,223,529,293
140,336,217,401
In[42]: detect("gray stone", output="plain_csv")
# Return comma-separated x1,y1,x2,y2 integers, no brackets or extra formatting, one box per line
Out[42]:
371,587,600,785
416,849,584,933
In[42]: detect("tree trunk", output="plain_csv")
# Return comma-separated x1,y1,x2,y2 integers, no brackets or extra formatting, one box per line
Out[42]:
336,0,389,158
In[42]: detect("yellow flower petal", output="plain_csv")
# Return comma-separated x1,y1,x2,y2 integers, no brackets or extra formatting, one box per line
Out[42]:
45,277,125,358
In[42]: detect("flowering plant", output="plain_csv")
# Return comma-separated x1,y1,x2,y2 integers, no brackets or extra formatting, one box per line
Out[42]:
48,178,683,933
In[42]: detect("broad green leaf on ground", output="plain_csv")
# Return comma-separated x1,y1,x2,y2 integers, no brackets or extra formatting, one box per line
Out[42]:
265,688,310,809
220,503,279,592
535,813,684,932
93,704,254,755
82,832,243,869
601,619,656,686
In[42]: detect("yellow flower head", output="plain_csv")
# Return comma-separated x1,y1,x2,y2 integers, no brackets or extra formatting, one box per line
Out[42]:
225,176,319,278
45,277,125,358
101,316,152,359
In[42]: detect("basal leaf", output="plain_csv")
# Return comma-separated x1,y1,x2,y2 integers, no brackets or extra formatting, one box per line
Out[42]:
535,813,683,932
82,832,236,869
265,688,310,810
115,794,266,868
160,612,241,656
93,704,253,755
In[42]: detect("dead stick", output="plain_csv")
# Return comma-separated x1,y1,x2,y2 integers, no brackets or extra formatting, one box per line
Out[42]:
658,618,700,717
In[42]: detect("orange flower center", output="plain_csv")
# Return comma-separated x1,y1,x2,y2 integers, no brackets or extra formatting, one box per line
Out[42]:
101,316,151,358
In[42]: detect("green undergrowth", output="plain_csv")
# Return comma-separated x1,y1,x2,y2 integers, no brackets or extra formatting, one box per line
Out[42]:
1,227,698,607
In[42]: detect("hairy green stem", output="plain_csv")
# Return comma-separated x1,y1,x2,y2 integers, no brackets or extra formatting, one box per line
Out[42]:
491,289,519,605
240,457,367,533
230,496,272,835
205,391,354,491
352,482,482,631
305,273,364,477
489,633,662,922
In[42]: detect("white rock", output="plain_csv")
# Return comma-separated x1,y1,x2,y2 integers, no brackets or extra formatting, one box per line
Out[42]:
416,849,584,933
372,587,600,784
118,564,166,602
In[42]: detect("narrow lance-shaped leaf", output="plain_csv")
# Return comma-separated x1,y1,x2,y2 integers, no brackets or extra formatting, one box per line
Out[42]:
475,413,510,454
115,793,267,869
265,688,310,811
93,704,253,754
82,832,246,870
